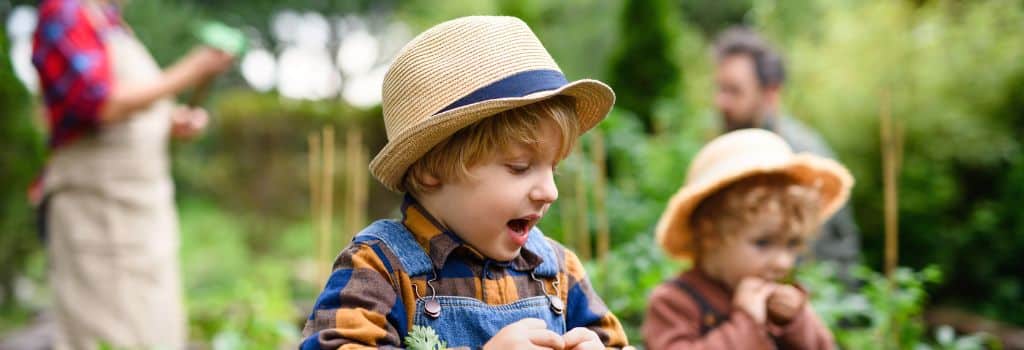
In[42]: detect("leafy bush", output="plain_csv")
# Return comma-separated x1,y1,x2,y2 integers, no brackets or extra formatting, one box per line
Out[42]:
172,90,398,247
178,199,310,349
585,234,684,343
799,262,999,350
0,22,45,310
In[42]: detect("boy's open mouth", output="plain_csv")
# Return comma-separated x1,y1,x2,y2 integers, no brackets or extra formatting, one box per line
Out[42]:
506,215,539,246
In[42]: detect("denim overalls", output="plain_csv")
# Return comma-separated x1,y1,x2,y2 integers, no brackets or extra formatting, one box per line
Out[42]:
355,220,566,349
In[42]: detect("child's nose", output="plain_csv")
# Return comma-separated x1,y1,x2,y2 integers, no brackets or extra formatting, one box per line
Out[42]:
771,252,795,272
530,172,558,203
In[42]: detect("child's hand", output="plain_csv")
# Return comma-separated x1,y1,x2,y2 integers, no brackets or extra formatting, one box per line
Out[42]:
484,318,564,350
732,277,777,324
563,327,602,350
767,284,805,324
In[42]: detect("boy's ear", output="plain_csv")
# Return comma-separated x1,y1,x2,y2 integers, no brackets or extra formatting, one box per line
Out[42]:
694,220,720,250
421,172,442,187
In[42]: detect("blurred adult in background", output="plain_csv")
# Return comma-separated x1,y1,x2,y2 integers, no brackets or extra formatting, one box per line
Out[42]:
711,26,861,281
31,0,233,348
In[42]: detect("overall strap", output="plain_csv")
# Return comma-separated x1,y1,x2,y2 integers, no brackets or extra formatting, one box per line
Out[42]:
672,279,728,335
523,227,560,277
352,220,434,277
354,220,561,278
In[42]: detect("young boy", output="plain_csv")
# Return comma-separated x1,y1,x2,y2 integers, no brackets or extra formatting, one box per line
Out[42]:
643,129,851,349
301,16,630,349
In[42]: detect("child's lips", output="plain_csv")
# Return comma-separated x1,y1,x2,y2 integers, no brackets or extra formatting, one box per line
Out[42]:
506,214,541,246
507,226,529,246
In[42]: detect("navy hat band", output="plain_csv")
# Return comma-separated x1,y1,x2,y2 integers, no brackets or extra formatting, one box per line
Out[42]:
435,69,568,115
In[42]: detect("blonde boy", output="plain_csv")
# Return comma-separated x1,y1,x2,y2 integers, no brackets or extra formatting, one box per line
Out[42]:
301,16,630,350
643,129,850,349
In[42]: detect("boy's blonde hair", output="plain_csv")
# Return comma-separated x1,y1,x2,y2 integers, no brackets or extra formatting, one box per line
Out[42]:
402,96,579,195
689,173,822,255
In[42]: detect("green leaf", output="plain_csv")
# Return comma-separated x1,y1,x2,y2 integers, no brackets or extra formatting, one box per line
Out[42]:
404,325,447,350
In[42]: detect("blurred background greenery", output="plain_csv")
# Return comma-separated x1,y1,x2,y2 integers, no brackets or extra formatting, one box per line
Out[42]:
2,0,1023,349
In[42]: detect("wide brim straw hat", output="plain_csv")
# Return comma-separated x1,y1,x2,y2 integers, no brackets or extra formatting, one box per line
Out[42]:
655,128,854,261
370,16,615,192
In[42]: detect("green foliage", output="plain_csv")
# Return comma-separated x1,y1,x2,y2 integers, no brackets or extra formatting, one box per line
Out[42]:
586,234,683,342
924,325,997,350
607,0,686,133
0,22,45,309
679,0,752,36
172,90,396,243
404,325,447,350
178,199,307,349
799,262,999,350
121,0,204,67
499,0,623,82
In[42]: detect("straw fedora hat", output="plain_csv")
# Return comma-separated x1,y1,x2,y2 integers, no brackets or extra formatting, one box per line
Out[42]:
369,16,615,192
655,129,854,261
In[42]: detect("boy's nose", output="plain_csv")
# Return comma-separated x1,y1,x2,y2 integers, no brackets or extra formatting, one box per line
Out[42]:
530,172,558,203
771,252,795,274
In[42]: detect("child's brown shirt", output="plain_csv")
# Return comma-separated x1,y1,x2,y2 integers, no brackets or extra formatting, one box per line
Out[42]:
642,269,834,349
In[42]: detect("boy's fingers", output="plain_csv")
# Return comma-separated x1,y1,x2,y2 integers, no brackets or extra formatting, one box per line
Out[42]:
737,277,766,293
568,341,604,350
768,297,792,313
512,318,549,330
759,283,775,297
528,329,565,350
563,327,600,348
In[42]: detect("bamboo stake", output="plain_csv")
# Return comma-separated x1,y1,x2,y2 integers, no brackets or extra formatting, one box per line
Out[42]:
320,126,335,283
560,198,575,253
309,133,324,287
344,127,367,244
881,90,902,279
353,131,368,236
343,128,354,244
574,147,591,261
592,130,610,262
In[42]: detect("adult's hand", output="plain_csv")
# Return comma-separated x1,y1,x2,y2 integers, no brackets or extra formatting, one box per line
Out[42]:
99,46,234,124
170,106,208,140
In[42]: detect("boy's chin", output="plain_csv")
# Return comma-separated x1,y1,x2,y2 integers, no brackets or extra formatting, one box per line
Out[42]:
485,246,523,262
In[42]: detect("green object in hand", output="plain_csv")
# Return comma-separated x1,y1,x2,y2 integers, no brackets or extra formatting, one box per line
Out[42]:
194,21,246,55
405,325,447,350
188,21,245,107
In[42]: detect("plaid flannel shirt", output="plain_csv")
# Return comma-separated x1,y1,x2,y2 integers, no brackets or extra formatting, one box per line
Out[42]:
32,0,121,149
301,197,629,349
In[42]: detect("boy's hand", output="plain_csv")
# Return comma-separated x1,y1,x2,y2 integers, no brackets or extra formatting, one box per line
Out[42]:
732,277,777,325
484,318,564,350
767,284,806,324
563,327,602,350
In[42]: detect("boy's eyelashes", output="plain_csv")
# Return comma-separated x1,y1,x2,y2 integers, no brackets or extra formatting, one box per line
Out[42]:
754,237,772,248
787,237,805,249
506,163,530,174
750,235,806,250
504,161,560,175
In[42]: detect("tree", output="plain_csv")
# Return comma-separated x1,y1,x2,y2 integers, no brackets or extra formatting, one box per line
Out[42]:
606,0,684,134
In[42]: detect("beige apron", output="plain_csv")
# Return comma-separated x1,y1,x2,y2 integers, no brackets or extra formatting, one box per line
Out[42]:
43,7,185,349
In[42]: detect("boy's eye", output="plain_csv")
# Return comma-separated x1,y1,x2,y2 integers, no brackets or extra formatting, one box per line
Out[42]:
506,164,530,174
787,238,804,249
754,238,772,248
